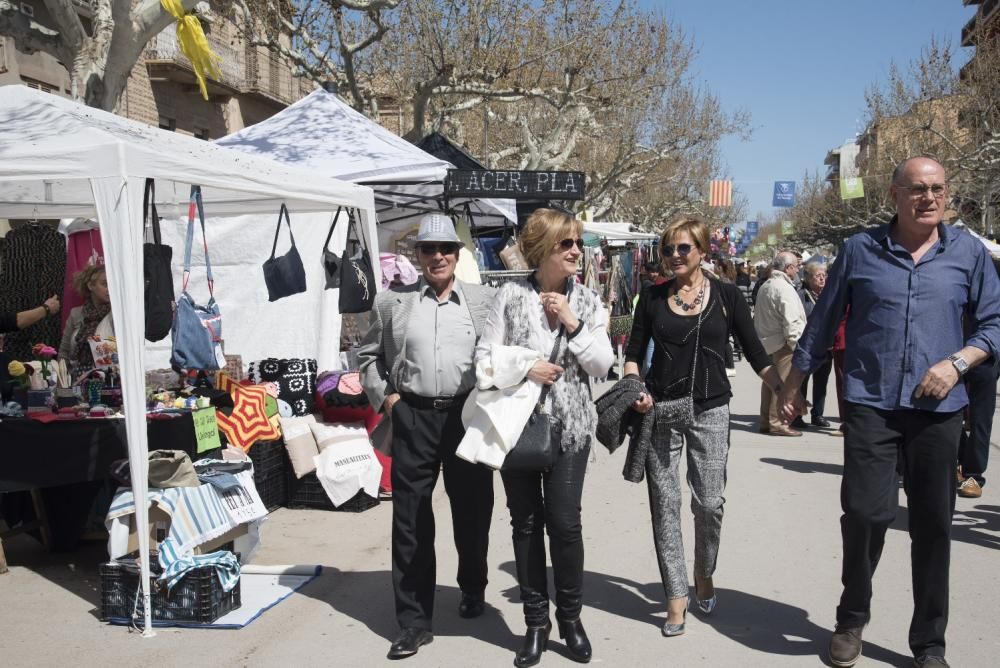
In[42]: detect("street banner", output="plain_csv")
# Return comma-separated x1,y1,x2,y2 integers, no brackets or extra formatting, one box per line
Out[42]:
767,234,778,246
709,180,733,207
781,220,795,235
838,143,865,200
746,221,759,237
772,181,796,207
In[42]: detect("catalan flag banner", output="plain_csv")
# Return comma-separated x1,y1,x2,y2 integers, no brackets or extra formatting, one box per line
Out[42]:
709,180,733,208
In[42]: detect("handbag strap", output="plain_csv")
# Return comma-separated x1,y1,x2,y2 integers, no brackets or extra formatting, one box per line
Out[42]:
323,206,345,252
346,208,369,255
182,185,214,298
269,203,296,259
536,324,566,411
143,178,161,246
685,279,707,397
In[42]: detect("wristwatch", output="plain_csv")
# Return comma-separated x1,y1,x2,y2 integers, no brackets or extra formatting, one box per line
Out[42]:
41,303,51,315
947,354,970,376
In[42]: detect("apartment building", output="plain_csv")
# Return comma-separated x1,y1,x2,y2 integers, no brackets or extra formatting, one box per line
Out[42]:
0,0,311,139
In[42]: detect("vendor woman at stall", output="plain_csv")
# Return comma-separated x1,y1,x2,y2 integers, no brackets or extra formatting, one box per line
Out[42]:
59,264,113,369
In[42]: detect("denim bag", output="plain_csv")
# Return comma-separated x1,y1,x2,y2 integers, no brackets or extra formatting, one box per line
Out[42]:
170,186,223,371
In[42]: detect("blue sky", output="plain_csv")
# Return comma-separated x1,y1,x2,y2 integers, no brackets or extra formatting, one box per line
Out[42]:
640,0,977,221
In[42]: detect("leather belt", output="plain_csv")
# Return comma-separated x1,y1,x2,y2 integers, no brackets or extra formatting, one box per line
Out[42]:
400,392,469,410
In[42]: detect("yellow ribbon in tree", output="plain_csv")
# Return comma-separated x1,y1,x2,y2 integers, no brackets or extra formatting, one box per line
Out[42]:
160,0,223,101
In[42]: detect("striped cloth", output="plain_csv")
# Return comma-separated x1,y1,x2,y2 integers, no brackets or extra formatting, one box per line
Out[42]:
709,179,733,207
106,469,265,591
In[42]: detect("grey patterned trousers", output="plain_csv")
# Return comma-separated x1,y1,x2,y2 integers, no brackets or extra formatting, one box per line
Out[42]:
645,403,731,601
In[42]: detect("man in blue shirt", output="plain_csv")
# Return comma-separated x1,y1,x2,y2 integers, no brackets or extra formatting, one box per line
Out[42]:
779,157,1000,668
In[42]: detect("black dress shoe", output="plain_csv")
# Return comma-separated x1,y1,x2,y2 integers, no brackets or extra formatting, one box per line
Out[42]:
790,417,808,429
458,593,485,619
514,620,552,667
387,628,433,660
557,618,592,663
811,416,832,428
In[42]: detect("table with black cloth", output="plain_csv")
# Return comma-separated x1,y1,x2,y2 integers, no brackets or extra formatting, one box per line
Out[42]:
0,412,213,552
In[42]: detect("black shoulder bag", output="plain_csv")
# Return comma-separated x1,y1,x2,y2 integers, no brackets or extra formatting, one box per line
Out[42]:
502,325,566,473
337,208,377,314
143,178,175,342
657,282,706,431
262,203,307,302
322,206,345,290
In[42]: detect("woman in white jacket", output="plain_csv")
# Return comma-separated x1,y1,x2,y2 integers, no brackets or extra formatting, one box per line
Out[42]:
475,208,613,667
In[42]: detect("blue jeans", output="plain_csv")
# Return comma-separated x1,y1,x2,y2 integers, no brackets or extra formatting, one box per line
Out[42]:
641,340,654,378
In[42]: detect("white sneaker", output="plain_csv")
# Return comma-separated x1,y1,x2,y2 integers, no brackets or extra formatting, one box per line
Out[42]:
726,368,736,377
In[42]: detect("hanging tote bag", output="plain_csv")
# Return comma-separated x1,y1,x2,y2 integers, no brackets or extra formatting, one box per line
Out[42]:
142,178,175,342
338,209,377,313
501,326,566,473
170,186,224,371
322,206,344,290
262,203,307,302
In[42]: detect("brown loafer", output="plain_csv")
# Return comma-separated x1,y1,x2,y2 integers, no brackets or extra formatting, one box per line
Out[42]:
770,426,802,437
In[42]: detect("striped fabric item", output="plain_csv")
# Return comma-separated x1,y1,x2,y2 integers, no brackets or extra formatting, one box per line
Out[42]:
709,180,733,207
161,550,241,593
106,476,265,591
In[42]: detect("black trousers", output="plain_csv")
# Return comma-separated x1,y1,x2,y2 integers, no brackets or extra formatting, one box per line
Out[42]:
800,353,833,420
501,446,589,627
390,398,495,630
838,402,962,658
958,363,999,486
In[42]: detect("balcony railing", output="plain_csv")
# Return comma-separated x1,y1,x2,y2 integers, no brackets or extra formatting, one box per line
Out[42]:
962,0,1000,45
245,51,298,105
145,28,245,93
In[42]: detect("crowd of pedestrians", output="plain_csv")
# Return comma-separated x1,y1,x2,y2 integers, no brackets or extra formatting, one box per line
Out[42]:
358,156,999,668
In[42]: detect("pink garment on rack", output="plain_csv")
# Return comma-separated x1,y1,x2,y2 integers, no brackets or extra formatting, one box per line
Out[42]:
62,229,104,328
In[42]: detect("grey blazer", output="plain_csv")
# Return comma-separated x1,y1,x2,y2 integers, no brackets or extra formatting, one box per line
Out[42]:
358,279,497,411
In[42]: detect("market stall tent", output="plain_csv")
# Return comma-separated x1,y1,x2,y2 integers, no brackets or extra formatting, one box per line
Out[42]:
216,88,517,241
0,85,377,636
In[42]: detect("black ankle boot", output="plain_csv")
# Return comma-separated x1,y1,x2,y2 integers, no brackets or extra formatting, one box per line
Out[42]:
514,621,551,667
557,618,592,663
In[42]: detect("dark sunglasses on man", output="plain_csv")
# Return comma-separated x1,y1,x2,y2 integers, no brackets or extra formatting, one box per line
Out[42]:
557,238,585,251
417,242,460,256
661,243,694,257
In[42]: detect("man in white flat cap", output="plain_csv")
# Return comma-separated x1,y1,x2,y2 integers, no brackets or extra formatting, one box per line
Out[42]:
359,213,497,660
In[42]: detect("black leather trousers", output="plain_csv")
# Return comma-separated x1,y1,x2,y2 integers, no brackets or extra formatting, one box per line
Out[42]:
501,446,589,627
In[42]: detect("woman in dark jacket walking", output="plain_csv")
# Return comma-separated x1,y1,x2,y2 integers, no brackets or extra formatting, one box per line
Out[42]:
624,215,784,637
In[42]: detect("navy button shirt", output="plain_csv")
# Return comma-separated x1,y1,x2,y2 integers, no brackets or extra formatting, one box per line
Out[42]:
792,220,1000,413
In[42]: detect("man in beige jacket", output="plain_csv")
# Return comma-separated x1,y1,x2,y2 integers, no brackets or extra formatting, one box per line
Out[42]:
754,251,806,435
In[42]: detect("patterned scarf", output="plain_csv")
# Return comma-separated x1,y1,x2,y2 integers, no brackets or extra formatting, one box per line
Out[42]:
74,299,111,368
501,279,603,453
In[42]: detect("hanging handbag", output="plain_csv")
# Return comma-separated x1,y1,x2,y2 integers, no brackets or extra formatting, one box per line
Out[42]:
322,206,344,290
338,208,377,313
655,283,706,431
170,186,224,371
142,178,175,342
502,325,566,473
262,203,307,302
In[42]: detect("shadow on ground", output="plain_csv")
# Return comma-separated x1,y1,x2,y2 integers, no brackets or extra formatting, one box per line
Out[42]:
760,457,844,476
497,561,911,666
300,567,518,652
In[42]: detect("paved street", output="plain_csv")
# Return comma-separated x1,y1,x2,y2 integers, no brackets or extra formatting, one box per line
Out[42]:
2,360,999,667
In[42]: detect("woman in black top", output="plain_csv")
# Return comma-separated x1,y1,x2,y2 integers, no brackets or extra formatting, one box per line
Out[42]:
624,215,783,637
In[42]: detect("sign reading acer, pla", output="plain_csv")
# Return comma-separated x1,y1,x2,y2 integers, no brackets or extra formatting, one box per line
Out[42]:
445,169,586,200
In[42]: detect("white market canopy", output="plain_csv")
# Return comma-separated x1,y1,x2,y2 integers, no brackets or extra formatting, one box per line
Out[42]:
0,85,378,636
216,88,517,230
583,222,659,242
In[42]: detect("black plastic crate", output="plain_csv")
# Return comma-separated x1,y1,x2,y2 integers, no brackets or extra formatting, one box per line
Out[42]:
100,553,241,625
249,438,288,478
286,471,379,512
255,468,288,511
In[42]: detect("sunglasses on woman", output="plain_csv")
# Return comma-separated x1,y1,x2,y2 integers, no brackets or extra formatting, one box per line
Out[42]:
661,243,694,257
557,238,585,252
417,242,460,256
